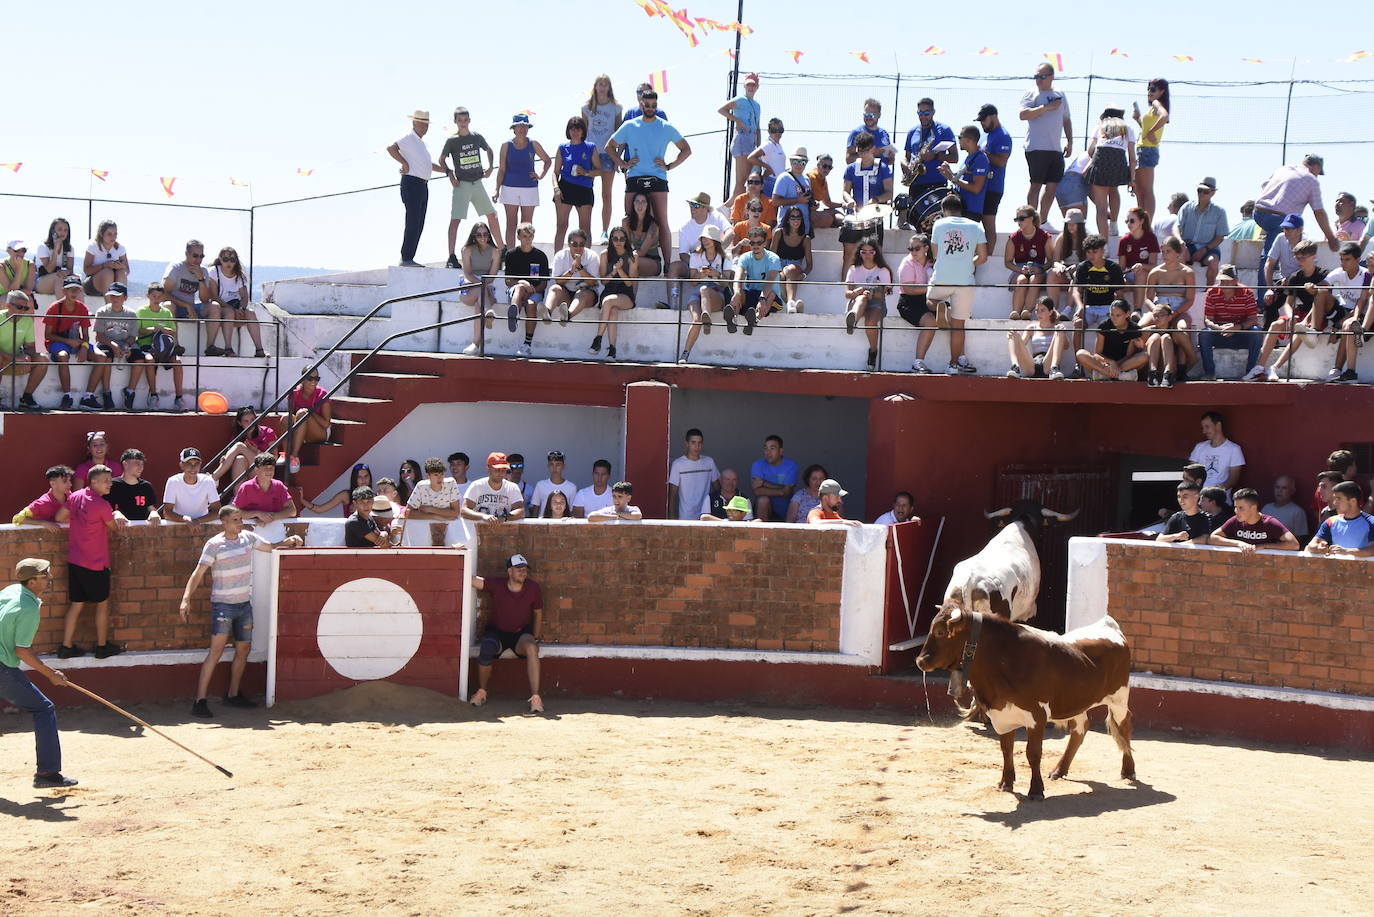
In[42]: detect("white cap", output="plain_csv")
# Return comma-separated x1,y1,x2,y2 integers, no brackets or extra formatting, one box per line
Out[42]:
507,553,529,568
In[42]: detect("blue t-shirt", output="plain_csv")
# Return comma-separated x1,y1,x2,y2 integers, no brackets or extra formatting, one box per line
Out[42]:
558,140,597,188
610,117,684,181
903,121,957,186
847,125,891,153
730,95,761,133
750,456,800,520
844,160,892,207
984,125,1014,193
623,107,668,122
1315,512,1374,550
772,171,812,235
956,148,991,216
734,249,782,294
929,216,987,286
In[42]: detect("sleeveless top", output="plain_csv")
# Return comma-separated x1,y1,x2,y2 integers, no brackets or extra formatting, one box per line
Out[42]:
582,101,623,151
1139,108,1165,149
1,259,31,292
1029,326,1055,355
775,234,806,262
559,141,596,188
603,250,635,299
504,140,537,188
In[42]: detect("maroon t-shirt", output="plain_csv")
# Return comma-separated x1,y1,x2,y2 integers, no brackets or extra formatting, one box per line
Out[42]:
482,578,543,632
1010,229,1051,265
1217,513,1289,545
1117,232,1160,270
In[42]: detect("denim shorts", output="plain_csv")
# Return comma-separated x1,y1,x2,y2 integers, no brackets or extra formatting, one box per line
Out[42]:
1137,146,1160,168
730,128,757,157
211,601,254,642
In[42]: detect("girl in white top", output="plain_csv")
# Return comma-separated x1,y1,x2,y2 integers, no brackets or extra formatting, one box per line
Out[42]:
459,223,502,354
1008,296,1069,380
83,220,128,295
206,247,267,358
580,75,623,242
1085,109,1138,240
844,239,892,371
745,118,787,196
34,217,76,295
680,226,730,364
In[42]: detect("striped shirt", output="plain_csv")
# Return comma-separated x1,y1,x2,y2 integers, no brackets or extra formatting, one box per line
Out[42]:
198,530,268,603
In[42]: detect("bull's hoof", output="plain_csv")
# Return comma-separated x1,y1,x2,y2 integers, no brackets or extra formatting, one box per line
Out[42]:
1028,780,1045,799
1121,768,1137,781
997,780,1015,792
1027,789,1045,801
1049,768,1068,780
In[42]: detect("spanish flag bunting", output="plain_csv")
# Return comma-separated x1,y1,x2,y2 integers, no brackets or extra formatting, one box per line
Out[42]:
631,0,660,15
727,21,753,37
1172,55,1194,63
1339,51,1371,62
723,48,736,60
520,109,536,117
0,162,20,173
652,0,672,15
922,45,945,56
90,169,109,181
1044,51,1065,72
977,47,998,56
649,70,669,93
296,168,314,177
851,51,871,63
159,177,176,198
1109,48,1129,58
788,50,803,63
230,177,249,187
1241,58,1264,64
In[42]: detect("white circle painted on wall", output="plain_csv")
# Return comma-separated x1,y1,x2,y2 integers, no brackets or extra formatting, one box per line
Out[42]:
316,577,424,680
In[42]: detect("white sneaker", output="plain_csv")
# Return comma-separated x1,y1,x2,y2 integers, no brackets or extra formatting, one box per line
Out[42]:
1244,364,1266,380
1119,369,1138,382
785,299,797,314
793,298,805,313
1040,221,1059,235
1049,368,1065,381
912,358,932,374
514,343,532,357
462,342,479,355
1326,367,1343,382
954,356,977,374
147,393,160,410
1007,365,1022,378
1266,365,1279,381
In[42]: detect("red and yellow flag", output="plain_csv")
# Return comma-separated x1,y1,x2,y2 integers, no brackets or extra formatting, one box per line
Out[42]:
1339,51,1371,62
977,47,998,56
90,170,109,181
230,177,249,187
923,45,945,56
1172,55,1195,63
0,162,20,173
1044,51,1065,72
159,177,176,198
851,51,870,63
297,168,314,177
649,70,669,93
1109,48,1129,58
631,0,660,15
787,50,803,63
1241,57,1264,64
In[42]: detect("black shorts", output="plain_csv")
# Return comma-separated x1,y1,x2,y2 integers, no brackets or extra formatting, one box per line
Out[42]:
558,179,595,208
983,191,1005,216
1031,351,1049,378
126,347,150,363
896,293,932,326
478,628,532,665
965,211,983,223
69,563,111,603
626,175,669,195
742,288,774,309
1026,150,1065,184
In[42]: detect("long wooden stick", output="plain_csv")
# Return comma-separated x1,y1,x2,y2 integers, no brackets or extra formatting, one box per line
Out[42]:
65,680,233,778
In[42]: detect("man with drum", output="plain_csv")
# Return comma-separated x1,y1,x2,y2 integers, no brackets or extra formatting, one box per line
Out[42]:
841,132,893,272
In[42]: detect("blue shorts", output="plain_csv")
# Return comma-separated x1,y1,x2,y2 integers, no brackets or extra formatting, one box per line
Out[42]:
781,258,804,272
48,341,80,359
1137,146,1160,168
211,601,254,642
1186,242,1221,262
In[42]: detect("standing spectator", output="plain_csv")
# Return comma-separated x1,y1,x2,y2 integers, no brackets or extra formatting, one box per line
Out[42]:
43,276,98,411
1206,488,1299,552
506,453,534,508
60,464,127,659
574,459,615,518
899,235,940,374
938,124,988,227
469,554,544,713
1178,178,1229,285
0,558,77,789
1,240,35,297
134,283,188,411
1306,482,1374,556
1083,107,1136,239
928,194,988,375
552,116,598,253
680,226,731,364
1130,79,1171,220
976,104,1014,252
162,239,210,342
581,75,623,243
33,218,76,296
1074,299,1147,381
606,90,691,268
1153,192,1189,241
623,82,669,121
806,154,841,229
13,465,74,529
786,464,829,524
546,229,600,327
502,223,550,357
750,434,799,522
304,463,372,517
807,479,860,527
232,453,296,542
462,452,526,522
1262,475,1310,540
160,447,222,523
448,453,470,487
1008,296,1069,380
772,207,813,314
903,98,958,199
587,481,643,523
1071,234,1127,356
669,192,732,316
406,457,462,526
1198,265,1263,382
843,238,891,371
440,107,501,268
1005,206,1051,319
92,282,147,412
206,247,265,359
344,488,389,548
875,492,918,526
745,118,788,197
459,224,502,354
106,449,161,523
1253,154,1340,287
1188,411,1245,494
530,450,578,518
1054,152,1091,222
1020,62,1074,226
592,227,637,361
0,291,49,411
667,429,719,520
708,468,751,519
772,147,814,239
846,99,896,165
727,227,782,334
210,407,278,490
284,371,331,474
721,73,763,198
180,505,302,717
74,431,121,489
1117,207,1161,313
1156,481,1211,543
82,220,128,296
495,113,552,251
386,109,444,267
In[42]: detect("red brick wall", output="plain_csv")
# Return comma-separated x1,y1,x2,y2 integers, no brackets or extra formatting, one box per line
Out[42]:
1104,542,1374,697
478,523,846,652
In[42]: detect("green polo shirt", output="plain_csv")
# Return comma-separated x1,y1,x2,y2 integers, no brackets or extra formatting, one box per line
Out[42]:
0,582,42,668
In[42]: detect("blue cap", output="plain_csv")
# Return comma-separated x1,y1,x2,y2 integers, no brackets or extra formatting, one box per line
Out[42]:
1280,213,1304,229
510,112,531,128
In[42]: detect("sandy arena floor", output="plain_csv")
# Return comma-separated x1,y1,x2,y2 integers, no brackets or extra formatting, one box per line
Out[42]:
0,682,1370,915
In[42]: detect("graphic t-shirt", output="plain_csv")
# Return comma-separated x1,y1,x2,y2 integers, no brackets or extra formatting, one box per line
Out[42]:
93,305,140,346
1217,514,1290,545
440,133,492,182
609,117,684,181
735,249,782,294
482,578,543,632
1074,259,1126,307
1326,267,1370,310
106,478,158,520
163,260,204,307
929,217,987,286
1117,233,1160,270
464,478,525,518
198,530,268,603
1188,439,1246,491
503,247,549,292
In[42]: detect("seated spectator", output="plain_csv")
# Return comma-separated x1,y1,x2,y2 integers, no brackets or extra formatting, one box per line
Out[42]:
133,283,187,411
458,224,502,355
1178,177,1229,285
1139,239,1201,382
42,276,102,411
1260,213,1304,321
708,468,751,519
1142,300,1180,389
844,237,892,371
668,192,732,314
283,371,331,474
0,291,49,411
786,464,829,524
728,171,778,226
805,154,840,229
1,240,35,296
1199,486,1234,531
447,453,470,486
502,223,550,358
1005,205,1051,319
1008,296,1069,380
727,227,782,334
750,434,798,521
530,451,578,517
1069,234,1125,357
91,282,148,412
375,477,405,510
461,452,526,522
546,230,600,327
74,431,122,489
745,118,787,196
305,463,372,516
1074,299,1147,381
772,206,812,314
160,448,222,524
232,453,297,542
13,465,74,529
1117,207,1160,313
1189,410,1245,494
1306,481,1374,556
162,239,209,330
587,481,642,523
468,553,544,713
680,226,730,364
875,492,918,525
1044,210,1087,314
1315,471,1343,524
574,459,614,518
34,218,77,296
1199,265,1263,382
106,449,161,524
807,479,860,527
406,457,462,523
1325,243,1371,383
590,228,637,361
344,487,389,548
1261,474,1310,541
1333,190,1365,241
540,491,575,520
1156,481,1211,543
1205,487,1299,552
898,235,940,375
729,195,773,259
83,220,129,297
210,407,278,489
397,459,422,505
772,146,814,239
1151,191,1188,242
1252,240,1330,380
207,247,267,359
702,495,756,522
1315,449,1358,515
623,192,663,279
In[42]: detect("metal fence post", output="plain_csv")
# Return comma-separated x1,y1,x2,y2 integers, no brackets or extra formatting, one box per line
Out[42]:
1280,60,1297,164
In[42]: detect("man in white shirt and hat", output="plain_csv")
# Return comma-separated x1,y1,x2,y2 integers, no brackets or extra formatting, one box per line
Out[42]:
387,110,446,267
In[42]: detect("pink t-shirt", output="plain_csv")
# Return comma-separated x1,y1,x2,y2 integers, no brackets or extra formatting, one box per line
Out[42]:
67,487,114,570
247,425,277,452
233,478,292,513
289,386,327,413
26,491,66,522
74,457,122,484
897,255,931,288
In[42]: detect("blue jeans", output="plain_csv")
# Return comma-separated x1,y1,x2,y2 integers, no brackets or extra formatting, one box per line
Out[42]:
1254,209,1284,289
0,664,61,774
1199,329,1261,376
399,174,429,262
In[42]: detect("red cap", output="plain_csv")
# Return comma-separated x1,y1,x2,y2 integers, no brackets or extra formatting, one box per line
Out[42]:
486,451,510,469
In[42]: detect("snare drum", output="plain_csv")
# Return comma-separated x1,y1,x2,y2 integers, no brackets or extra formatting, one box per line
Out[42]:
839,207,885,245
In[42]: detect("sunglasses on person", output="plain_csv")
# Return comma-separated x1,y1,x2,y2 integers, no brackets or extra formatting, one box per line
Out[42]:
747,179,762,186
1016,215,1035,222
688,202,704,209
862,111,878,119
305,375,321,382
819,163,833,170
747,206,763,212
908,243,925,251
509,462,525,469
918,110,934,117
1198,188,1214,195
570,241,585,248
860,248,877,256
1034,72,1051,80
190,252,205,259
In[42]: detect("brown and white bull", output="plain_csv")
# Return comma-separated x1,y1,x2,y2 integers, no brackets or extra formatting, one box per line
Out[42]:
915,607,1136,799
938,500,1078,624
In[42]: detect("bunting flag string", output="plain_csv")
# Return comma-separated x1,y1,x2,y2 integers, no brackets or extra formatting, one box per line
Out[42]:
922,45,945,56
159,177,176,198
722,48,736,60
1339,51,1370,62
977,47,998,56
0,163,21,173
90,170,109,182
296,169,315,177
1109,48,1129,58
1172,55,1195,63
788,50,803,64
230,177,250,187
1044,51,1065,72
626,0,751,46
850,51,870,63
649,69,669,93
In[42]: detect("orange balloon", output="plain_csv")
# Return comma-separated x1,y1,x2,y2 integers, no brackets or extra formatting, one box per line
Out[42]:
198,391,228,414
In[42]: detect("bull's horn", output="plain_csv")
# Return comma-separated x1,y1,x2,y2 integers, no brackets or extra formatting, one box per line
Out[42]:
949,608,963,623
1041,506,1081,522
983,507,1013,519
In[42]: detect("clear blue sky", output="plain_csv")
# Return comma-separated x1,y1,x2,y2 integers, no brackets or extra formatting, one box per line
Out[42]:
3,1,1369,274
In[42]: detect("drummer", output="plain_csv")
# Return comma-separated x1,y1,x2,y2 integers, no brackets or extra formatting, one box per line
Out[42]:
841,132,893,271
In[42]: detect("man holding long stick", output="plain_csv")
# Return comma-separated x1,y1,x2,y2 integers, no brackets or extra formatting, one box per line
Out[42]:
0,558,77,788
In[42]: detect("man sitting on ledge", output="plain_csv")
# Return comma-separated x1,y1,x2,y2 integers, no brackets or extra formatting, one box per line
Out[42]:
1306,481,1374,557
1157,480,1211,543
469,553,544,714
1204,487,1299,553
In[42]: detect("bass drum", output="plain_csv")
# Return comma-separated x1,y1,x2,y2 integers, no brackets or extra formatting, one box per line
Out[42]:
900,183,955,236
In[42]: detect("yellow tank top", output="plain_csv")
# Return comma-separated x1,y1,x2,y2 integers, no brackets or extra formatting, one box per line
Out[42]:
1139,108,1164,148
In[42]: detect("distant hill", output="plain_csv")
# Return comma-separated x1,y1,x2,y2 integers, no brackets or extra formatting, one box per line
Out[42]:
124,260,341,299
